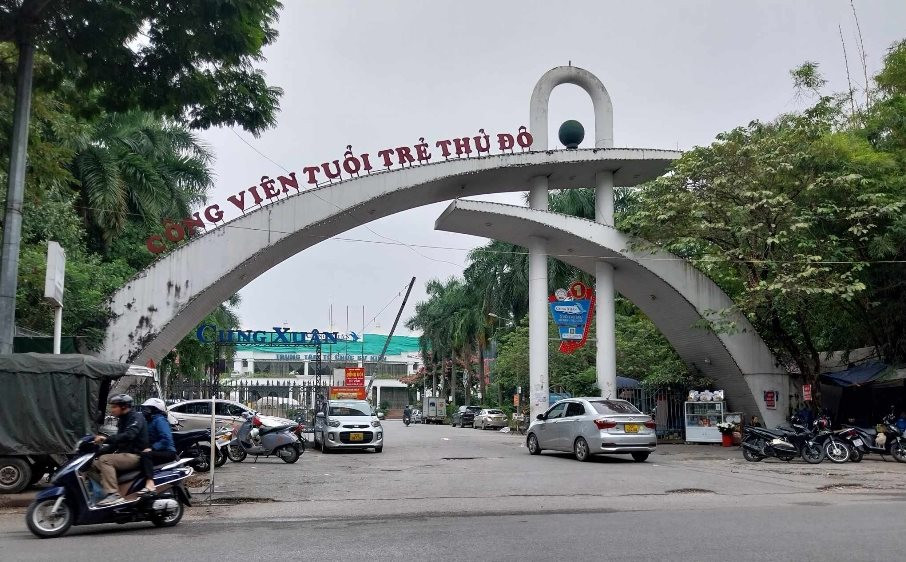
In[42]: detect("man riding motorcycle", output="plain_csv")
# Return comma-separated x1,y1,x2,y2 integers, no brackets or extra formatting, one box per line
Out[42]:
403,405,412,425
88,394,149,506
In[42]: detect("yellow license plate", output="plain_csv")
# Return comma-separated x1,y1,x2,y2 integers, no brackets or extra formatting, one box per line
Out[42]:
350,432,364,441
624,424,639,433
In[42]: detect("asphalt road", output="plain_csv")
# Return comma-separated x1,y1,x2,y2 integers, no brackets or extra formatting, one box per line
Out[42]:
2,420,905,560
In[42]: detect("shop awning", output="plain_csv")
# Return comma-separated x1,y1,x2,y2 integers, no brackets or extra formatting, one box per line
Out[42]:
820,362,890,387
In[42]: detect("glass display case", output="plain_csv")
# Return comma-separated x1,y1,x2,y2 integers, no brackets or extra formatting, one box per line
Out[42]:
684,401,725,443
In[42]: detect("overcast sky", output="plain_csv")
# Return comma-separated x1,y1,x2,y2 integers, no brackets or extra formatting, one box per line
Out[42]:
198,0,906,335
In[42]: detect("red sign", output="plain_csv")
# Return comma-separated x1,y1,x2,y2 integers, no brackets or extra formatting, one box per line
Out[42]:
329,386,367,400
802,384,812,402
764,390,777,410
344,367,365,387
144,127,534,254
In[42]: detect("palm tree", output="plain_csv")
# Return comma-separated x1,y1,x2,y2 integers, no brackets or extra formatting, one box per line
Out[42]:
69,110,213,247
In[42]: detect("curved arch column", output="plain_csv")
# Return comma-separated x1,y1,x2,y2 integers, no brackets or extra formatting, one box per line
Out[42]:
435,199,789,428
528,66,619,416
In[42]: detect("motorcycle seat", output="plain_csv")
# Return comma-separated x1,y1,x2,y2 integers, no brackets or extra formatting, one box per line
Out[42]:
116,470,142,484
260,424,295,435
842,424,876,436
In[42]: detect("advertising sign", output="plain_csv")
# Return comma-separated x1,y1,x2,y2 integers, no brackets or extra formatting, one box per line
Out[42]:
802,384,812,402
344,367,365,387
548,281,595,353
764,390,777,410
329,386,367,400
44,241,66,307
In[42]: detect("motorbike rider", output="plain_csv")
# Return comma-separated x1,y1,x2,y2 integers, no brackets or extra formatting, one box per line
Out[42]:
139,398,176,496
403,404,412,425
89,394,149,506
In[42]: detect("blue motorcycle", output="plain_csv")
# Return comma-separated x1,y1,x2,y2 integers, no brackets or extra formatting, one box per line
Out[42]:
25,437,193,538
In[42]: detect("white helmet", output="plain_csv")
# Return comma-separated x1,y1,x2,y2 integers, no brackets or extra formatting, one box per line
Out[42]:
141,398,166,413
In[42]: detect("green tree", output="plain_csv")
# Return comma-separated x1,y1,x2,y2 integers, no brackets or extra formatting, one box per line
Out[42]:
69,110,213,248
622,59,906,402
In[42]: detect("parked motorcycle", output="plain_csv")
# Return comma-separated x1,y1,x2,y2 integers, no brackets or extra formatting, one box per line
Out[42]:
741,418,825,463
233,412,302,463
810,416,851,464
840,411,906,463
172,428,224,472
25,437,193,538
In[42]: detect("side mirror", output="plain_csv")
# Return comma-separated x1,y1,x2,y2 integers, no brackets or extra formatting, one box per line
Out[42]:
377,412,385,420
536,414,545,421
316,412,325,418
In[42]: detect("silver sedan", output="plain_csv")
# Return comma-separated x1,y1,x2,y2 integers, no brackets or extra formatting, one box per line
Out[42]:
526,398,656,462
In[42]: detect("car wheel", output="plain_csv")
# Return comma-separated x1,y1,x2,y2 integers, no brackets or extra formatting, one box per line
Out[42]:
631,452,650,462
527,433,541,455
574,437,591,462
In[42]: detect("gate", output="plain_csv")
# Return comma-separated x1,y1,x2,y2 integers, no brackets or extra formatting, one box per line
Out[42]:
617,386,686,441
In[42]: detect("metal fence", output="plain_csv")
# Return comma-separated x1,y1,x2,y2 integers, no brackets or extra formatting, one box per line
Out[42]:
166,379,329,423
617,387,686,440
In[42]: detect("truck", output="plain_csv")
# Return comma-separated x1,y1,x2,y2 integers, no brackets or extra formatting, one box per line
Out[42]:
422,395,447,424
0,353,163,494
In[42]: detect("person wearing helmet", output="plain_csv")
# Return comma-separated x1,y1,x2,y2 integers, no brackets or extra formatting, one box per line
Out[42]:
138,398,176,495
88,394,149,506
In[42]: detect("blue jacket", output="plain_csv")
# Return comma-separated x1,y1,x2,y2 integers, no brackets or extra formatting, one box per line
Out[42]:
148,413,175,452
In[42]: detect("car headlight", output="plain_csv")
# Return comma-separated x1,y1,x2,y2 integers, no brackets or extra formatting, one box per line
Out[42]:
327,420,341,427
371,420,381,427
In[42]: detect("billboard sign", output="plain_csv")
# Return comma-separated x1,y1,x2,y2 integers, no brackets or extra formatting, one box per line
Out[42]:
548,281,595,353
44,241,66,307
329,386,368,400
344,367,365,387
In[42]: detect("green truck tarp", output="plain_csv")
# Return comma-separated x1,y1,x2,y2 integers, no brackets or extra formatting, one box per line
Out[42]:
0,353,130,456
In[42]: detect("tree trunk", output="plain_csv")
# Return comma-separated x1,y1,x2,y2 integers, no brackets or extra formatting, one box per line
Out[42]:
0,38,36,353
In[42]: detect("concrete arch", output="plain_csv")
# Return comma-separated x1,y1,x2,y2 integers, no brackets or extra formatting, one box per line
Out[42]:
434,199,788,426
530,66,614,150
101,148,678,366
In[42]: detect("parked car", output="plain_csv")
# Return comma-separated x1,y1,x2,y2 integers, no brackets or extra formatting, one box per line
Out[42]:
313,399,383,453
526,398,657,462
474,408,508,430
452,405,483,428
168,399,293,431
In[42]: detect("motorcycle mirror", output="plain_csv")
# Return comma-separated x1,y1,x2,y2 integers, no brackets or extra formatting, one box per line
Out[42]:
316,412,325,418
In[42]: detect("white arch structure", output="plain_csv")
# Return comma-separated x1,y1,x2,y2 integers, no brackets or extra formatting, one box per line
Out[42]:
526,65,619,416
435,200,788,426
100,149,676,366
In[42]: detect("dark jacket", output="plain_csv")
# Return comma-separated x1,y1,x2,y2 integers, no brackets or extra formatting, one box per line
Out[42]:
148,413,175,452
105,409,149,454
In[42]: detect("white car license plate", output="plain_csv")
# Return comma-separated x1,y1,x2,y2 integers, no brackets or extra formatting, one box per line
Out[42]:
350,432,364,441
852,438,863,447
624,424,639,433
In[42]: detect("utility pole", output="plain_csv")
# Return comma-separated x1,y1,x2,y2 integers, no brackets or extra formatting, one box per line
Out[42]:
0,38,36,353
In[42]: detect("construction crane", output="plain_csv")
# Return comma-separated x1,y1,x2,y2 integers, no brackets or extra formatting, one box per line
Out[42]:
366,276,416,398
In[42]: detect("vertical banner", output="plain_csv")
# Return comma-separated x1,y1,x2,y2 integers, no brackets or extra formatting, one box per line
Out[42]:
802,384,812,402
548,281,595,353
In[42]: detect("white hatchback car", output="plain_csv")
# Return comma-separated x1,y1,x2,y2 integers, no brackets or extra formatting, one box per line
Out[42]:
313,399,383,453
527,398,656,462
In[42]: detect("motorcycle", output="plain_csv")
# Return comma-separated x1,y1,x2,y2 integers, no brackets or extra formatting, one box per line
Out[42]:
840,411,906,463
25,437,193,538
741,418,825,463
233,412,302,463
811,416,851,464
171,428,225,472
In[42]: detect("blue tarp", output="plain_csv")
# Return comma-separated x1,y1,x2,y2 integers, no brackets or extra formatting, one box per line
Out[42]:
819,362,888,387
